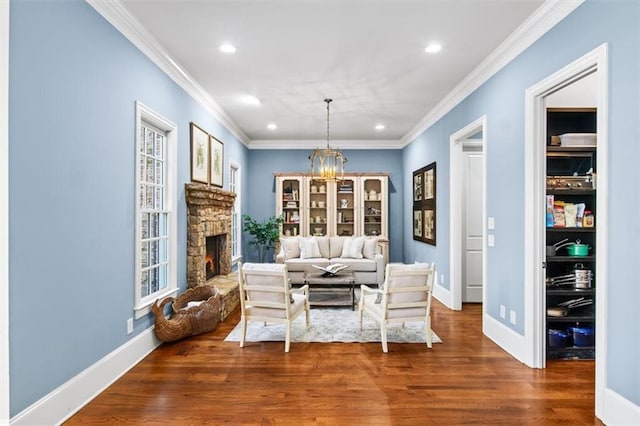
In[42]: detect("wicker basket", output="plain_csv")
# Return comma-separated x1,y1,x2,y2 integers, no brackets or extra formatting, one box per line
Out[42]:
152,285,221,342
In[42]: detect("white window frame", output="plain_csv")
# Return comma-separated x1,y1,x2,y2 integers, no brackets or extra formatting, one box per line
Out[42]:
229,161,242,264
134,101,178,319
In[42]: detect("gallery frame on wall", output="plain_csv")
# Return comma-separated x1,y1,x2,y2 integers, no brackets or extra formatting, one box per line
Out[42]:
190,122,209,184
209,135,224,188
413,161,436,245
189,122,224,187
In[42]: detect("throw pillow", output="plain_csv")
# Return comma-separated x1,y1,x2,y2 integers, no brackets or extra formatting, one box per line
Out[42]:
362,237,377,260
280,237,300,259
299,237,321,259
341,237,364,259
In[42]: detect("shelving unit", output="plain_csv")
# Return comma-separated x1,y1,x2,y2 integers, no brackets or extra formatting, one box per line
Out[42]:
545,108,596,361
275,173,388,239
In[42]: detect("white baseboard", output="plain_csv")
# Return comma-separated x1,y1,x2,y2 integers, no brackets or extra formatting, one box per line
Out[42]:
11,327,161,425
601,388,640,425
482,312,526,363
433,282,452,309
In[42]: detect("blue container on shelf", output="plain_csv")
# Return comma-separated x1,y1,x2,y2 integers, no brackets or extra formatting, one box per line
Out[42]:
548,329,570,348
569,326,594,347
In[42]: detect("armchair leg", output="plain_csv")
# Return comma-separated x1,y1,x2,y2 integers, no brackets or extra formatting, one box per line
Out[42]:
381,322,388,353
285,323,291,353
358,300,364,330
425,315,432,349
240,317,247,348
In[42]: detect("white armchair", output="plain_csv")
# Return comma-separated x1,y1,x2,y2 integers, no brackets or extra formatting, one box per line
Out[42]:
237,262,310,352
359,263,435,353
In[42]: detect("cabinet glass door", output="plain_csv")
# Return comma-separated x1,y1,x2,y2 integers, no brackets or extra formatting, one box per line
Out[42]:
278,177,302,237
307,178,328,236
335,178,356,236
361,177,384,237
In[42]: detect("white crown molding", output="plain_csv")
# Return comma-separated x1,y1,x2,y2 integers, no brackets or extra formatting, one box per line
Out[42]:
401,0,584,146
248,139,403,150
86,0,249,145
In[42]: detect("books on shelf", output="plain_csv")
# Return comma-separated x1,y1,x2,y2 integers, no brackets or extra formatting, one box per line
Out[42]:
312,263,349,276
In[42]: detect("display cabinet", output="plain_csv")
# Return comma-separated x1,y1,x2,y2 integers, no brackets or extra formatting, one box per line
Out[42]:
275,173,388,239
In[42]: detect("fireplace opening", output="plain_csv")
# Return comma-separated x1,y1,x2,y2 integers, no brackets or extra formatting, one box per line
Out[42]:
205,235,225,280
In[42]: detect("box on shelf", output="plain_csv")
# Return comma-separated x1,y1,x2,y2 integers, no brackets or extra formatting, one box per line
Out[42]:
559,133,596,147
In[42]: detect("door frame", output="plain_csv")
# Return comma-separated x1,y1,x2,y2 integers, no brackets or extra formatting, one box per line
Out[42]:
523,44,607,412
449,116,487,311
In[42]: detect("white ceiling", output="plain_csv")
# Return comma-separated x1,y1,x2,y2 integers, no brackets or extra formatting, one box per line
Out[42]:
117,0,546,146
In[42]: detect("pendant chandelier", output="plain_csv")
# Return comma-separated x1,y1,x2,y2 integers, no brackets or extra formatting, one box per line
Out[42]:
309,98,347,181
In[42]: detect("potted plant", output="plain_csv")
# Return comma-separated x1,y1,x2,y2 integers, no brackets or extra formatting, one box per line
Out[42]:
242,214,284,263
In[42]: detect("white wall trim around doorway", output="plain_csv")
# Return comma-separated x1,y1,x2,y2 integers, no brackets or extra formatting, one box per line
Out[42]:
524,43,609,417
449,116,487,311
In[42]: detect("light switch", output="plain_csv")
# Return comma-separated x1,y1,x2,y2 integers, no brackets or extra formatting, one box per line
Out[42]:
488,217,495,229
488,234,495,247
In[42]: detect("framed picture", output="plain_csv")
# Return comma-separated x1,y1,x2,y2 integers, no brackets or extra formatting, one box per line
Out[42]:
413,162,436,245
209,135,224,188
190,122,209,184
413,210,423,237
424,166,435,200
413,172,423,201
424,208,435,244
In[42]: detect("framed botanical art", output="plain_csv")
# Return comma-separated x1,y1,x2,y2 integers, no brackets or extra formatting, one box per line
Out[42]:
413,162,436,245
209,135,224,188
190,122,209,184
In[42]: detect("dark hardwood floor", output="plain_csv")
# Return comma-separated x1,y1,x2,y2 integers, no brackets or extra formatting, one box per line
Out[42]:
66,301,601,425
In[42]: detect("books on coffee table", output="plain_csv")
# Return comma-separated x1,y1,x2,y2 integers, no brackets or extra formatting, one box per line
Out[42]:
312,263,349,276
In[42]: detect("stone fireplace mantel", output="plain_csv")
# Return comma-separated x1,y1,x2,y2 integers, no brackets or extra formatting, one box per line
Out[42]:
185,183,236,288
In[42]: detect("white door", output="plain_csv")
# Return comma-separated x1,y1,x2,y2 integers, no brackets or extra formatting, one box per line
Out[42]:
462,143,483,302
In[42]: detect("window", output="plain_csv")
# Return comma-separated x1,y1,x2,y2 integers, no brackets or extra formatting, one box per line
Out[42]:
229,162,241,263
135,102,177,318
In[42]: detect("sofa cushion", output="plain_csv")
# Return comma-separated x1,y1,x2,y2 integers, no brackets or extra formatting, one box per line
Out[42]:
363,237,378,260
329,237,344,258
280,237,300,260
316,237,330,259
285,258,329,272
341,237,364,259
299,237,321,259
331,257,377,272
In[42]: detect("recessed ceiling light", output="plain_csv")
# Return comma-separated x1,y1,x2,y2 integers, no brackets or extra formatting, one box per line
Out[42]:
241,95,261,106
267,123,277,130
375,124,385,131
219,43,236,53
425,43,442,54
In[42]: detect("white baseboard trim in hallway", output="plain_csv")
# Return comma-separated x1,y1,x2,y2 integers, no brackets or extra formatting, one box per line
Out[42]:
11,327,161,425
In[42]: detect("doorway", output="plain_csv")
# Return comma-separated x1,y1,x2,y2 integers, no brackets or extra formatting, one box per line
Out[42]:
523,44,607,412
449,116,487,311
461,141,483,303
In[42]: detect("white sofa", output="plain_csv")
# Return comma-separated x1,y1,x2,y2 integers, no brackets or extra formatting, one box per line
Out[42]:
275,236,386,286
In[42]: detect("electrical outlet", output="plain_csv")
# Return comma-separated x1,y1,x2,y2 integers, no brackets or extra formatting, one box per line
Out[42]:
510,310,516,325
500,305,506,319
488,234,495,247
488,217,495,229
440,274,444,284
127,318,133,335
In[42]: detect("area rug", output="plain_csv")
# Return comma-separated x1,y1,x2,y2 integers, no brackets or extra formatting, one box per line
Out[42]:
224,308,442,344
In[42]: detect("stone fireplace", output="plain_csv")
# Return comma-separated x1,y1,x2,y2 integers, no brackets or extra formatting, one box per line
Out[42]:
185,183,236,288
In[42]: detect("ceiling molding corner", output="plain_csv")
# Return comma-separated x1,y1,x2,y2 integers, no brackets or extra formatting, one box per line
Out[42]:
401,0,585,147
86,0,250,145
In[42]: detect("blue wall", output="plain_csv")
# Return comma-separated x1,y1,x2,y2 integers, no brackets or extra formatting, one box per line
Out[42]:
402,0,639,404
8,0,248,415
244,149,404,262
8,0,639,417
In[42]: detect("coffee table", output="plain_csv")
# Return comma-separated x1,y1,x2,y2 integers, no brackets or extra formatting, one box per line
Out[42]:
303,271,356,310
